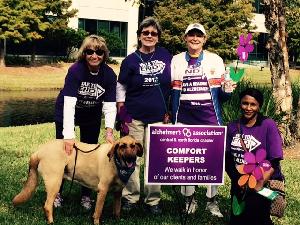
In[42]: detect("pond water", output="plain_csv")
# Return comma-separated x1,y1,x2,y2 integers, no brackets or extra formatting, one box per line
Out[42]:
0,90,58,127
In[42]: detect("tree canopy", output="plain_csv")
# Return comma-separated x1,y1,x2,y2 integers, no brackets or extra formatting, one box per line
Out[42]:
154,0,255,60
285,0,300,64
0,0,77,65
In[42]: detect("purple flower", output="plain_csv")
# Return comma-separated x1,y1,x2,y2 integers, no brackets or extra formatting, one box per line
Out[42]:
244,148,272,180
237,33,254,62
237,148,272,188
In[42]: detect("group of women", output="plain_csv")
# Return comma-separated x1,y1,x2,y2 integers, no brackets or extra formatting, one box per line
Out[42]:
54,17,284,225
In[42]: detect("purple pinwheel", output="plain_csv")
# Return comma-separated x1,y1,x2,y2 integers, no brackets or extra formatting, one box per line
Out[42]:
116,105,132,137
237,33,254,62
237,148,272,188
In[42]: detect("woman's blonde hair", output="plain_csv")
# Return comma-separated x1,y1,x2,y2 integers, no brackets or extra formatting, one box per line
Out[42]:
77,35,109,62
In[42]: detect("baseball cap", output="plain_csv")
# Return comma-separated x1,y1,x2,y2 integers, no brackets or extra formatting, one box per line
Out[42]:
185,23,206,36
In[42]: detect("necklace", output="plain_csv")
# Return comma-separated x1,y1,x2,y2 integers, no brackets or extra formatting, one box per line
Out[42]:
138,50,155,63
90,70,99,76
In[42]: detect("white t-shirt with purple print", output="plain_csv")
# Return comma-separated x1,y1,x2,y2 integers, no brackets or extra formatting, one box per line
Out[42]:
176,52,224,125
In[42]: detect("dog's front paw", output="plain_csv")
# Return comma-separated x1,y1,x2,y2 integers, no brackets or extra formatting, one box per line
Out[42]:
93,218,100,225
92,216,101,225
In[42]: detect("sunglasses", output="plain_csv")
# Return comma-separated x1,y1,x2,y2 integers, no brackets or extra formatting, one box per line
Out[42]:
141,31,158,37
85,49,105,56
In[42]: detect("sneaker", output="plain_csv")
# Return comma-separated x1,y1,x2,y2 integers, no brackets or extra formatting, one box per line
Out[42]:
185,196,198,214
81,196,93,210
206,201,223,218
122,201,137,212
53,193,63,208
147,204,162,215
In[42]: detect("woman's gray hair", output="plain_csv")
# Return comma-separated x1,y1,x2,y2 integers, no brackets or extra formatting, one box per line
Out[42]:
136,17,161,38
137,17,162,39
77,35,109,62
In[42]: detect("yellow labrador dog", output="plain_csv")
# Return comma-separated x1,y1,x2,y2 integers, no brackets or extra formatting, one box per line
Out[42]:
12,135,143,224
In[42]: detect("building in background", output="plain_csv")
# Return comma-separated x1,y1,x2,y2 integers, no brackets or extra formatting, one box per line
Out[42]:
69,0,139,58
250,0,268,63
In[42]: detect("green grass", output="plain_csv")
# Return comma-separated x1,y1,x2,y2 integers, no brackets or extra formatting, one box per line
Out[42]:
0,63,120,91
0,73,66,91
0,65,299,91
0,123,299,225
242,67,300,84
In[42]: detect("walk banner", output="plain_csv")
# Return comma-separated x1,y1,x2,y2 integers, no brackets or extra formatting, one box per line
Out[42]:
146,124,227,185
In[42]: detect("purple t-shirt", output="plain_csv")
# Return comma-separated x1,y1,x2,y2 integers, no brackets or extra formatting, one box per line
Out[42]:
177,55,218,125
227,118,284,179
55,61,117,125
118,47,172,124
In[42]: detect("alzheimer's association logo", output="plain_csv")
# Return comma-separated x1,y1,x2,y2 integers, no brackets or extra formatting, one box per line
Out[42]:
182,128,192,137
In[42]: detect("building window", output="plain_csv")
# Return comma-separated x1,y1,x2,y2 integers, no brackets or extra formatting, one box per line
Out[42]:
78,18,128,57
248,33,268,61
253,0,264,14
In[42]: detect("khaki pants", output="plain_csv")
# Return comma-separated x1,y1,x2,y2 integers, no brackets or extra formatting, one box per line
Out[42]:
181,185,218,198
122,119,161,206
176,121,219,199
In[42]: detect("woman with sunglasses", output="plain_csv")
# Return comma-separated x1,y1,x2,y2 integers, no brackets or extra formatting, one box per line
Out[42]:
54,35,117,210
171,23,236,217
116,17,172,215
226,88,284,225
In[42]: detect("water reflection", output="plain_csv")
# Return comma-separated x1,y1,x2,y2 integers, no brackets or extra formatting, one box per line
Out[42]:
0,90,58,127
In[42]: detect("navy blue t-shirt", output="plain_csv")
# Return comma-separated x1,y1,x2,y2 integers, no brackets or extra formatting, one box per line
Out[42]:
118,47,172,124
55,60,117,125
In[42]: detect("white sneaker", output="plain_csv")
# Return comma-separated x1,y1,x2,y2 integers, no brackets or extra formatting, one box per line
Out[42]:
185,196,198,214
81,196,93,210
53,193,63,208
206,201,223,218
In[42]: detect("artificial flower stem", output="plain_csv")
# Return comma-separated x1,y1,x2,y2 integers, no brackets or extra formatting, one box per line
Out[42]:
235,60,239,74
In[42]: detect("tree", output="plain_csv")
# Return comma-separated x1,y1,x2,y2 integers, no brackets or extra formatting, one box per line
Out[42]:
154,0,255,60
98,29,124,56
44,28,88,59
285,0,300,66
262,0,293,144
0,0,77,66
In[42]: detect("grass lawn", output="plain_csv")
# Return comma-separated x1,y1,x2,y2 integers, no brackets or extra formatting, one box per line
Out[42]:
0,123,299,225
0,63,120,91
0,63,299,90
0,64,299,224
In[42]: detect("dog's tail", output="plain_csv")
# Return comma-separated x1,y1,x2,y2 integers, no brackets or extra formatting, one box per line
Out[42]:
12,152,39,206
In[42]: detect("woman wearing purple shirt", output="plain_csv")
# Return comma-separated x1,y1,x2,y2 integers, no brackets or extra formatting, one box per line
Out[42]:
116,17,172,215
226,88,284,225
54,35,117,210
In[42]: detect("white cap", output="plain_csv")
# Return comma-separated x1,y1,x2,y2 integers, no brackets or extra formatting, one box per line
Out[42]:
185,23,206,36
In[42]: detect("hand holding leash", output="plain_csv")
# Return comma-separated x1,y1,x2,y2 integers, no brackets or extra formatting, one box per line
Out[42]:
64,139,75,155
106,128,114,144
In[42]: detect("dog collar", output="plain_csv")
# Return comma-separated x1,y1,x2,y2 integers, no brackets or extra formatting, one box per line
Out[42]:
114,150,136,184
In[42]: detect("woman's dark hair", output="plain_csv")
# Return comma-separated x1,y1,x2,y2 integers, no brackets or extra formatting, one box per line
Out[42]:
239,88,264,107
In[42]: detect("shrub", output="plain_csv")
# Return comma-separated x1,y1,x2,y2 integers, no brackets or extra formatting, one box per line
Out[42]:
5,55,30,66
222,80,283,125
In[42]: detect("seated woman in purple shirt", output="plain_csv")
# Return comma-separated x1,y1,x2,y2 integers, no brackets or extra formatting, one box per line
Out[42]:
226,88,284,225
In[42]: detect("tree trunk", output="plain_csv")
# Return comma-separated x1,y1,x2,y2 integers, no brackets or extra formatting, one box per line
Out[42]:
30,43,36,66
0,39,6,67
263,0,293,145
